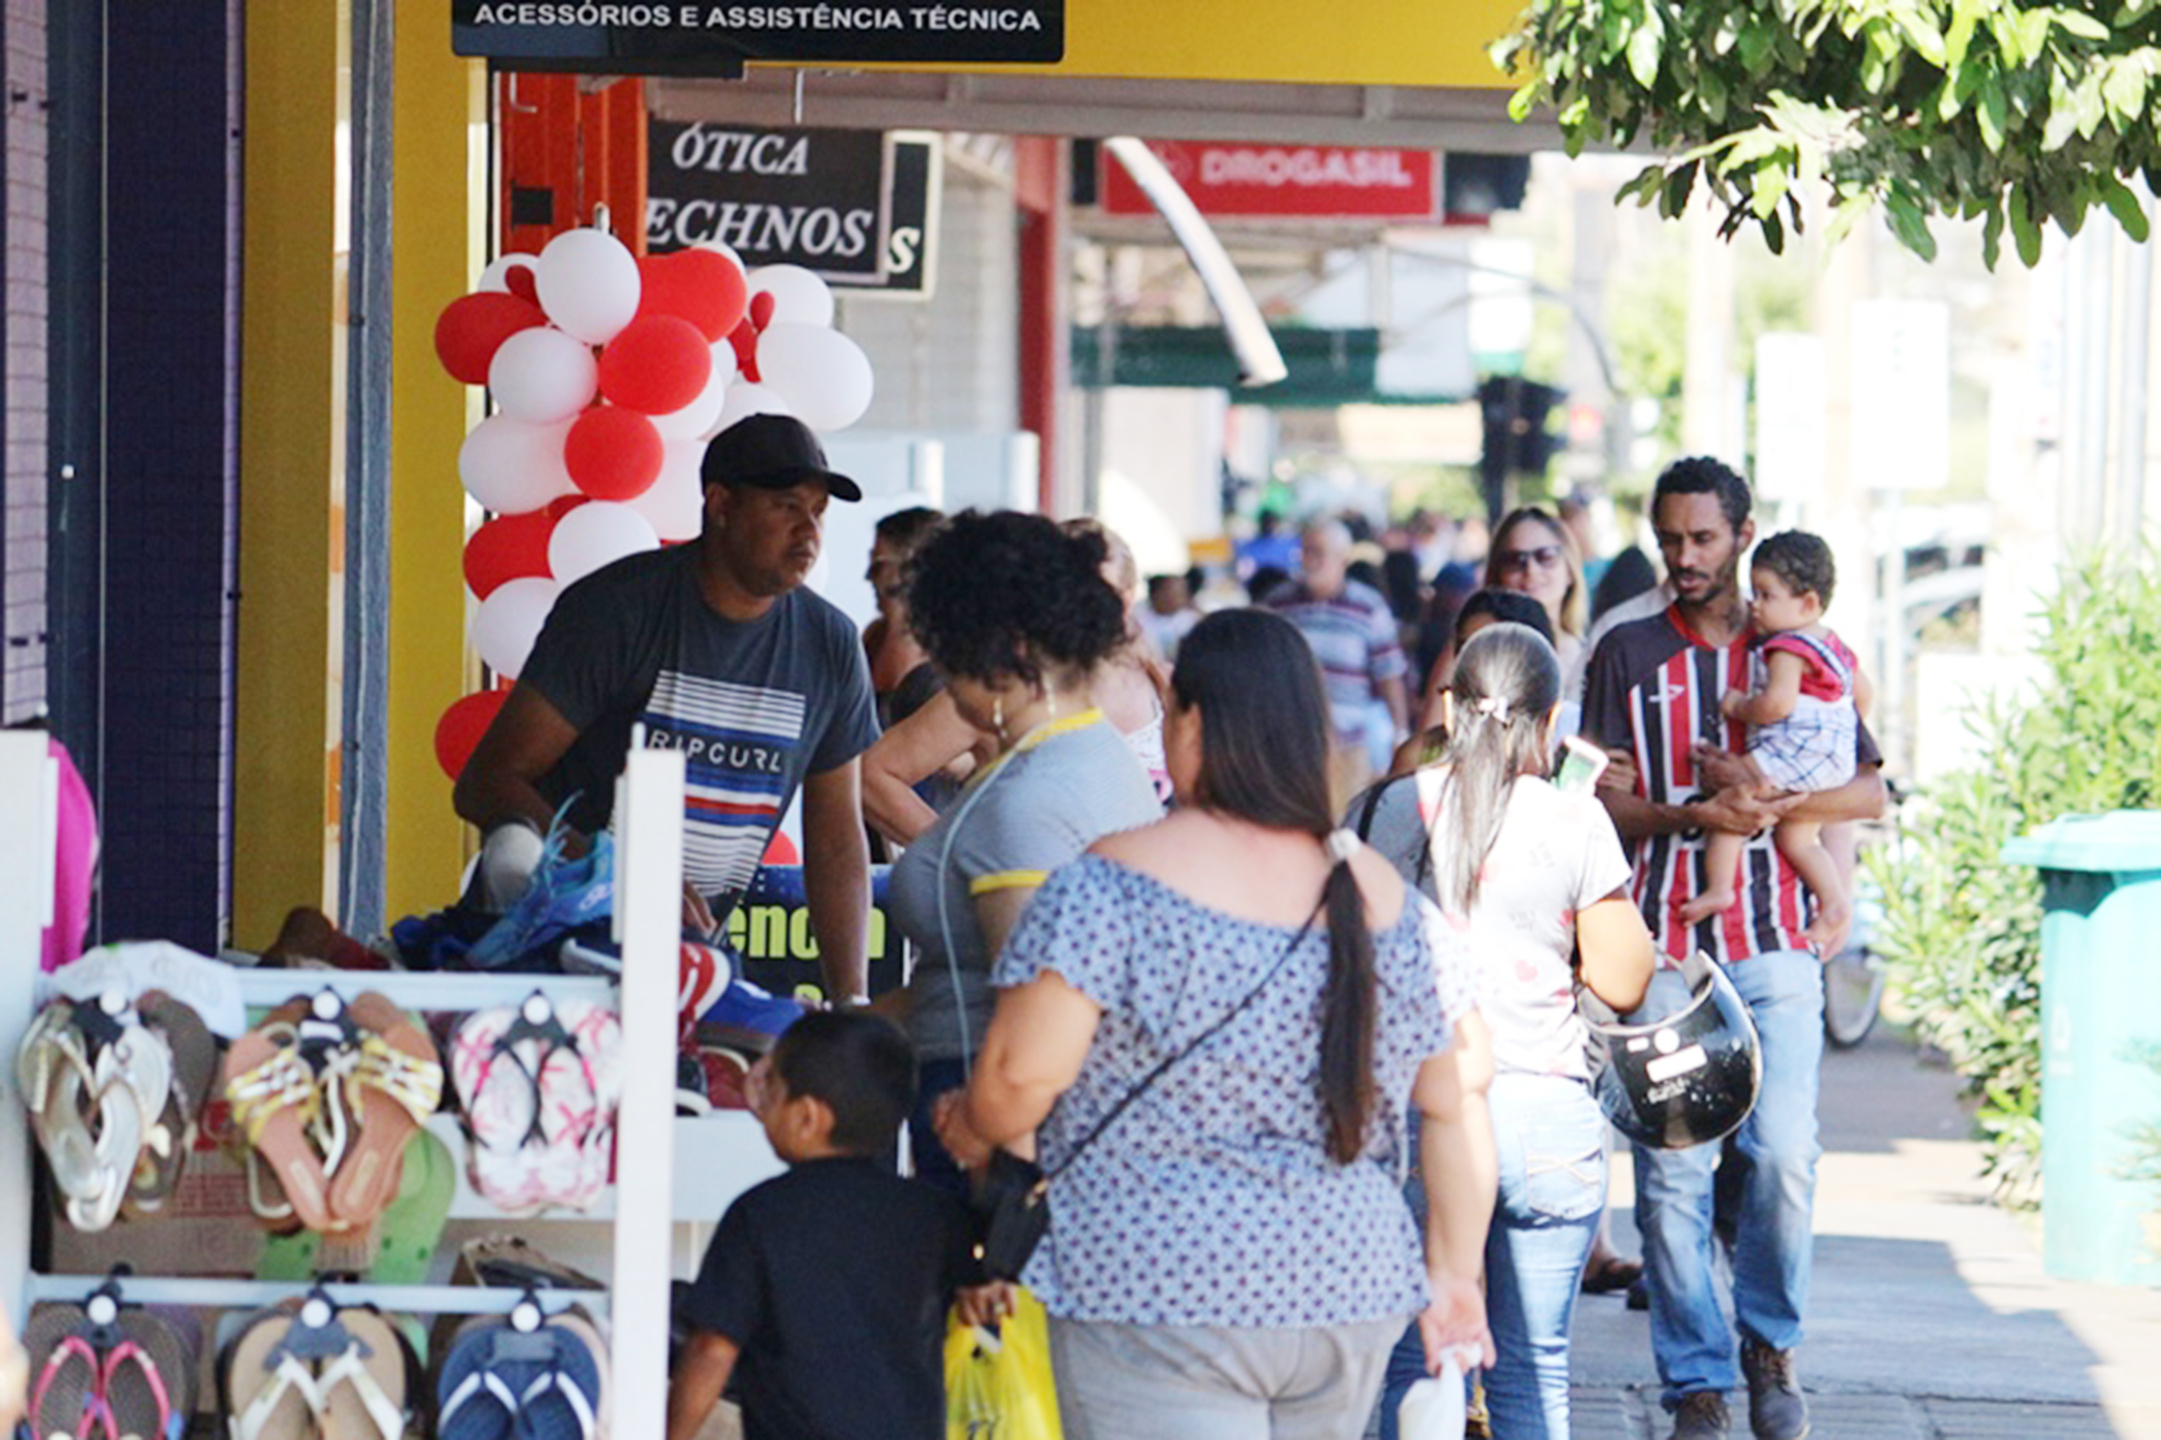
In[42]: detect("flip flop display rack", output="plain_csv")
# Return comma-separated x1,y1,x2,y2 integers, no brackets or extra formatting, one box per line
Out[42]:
0,739,707,1440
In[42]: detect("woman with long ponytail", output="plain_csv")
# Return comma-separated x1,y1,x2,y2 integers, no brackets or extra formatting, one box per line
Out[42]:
1359,622,1655,1440
936,608,1496,1440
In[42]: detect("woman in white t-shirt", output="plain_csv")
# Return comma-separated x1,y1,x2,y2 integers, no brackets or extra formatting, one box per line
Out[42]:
1358,622,1654,1440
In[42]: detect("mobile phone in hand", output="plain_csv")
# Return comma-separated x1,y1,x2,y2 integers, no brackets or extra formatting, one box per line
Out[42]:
1554,735,1611,794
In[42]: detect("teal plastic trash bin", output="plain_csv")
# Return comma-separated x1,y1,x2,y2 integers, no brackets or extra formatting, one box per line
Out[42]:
2002,811,2161,1286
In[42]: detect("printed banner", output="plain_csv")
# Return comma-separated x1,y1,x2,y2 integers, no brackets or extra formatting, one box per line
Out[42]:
454,2,1064,71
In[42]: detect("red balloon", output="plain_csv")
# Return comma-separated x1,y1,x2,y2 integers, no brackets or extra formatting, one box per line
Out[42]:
597,315,712,416
728,318,762,384
545,494,590,520
749,291,777,331
435,690,509,781
636,250,749,342
565,407,664,501
462,511,556,600
503,266,539,303
434,291,548,385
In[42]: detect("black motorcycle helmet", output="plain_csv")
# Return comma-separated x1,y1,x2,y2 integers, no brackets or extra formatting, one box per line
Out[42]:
1579,950,1763,1149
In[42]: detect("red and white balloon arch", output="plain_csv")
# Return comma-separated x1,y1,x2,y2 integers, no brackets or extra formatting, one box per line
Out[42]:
430,229,877,779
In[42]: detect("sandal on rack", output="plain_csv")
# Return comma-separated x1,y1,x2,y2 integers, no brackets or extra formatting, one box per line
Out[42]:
451,998,620,1213
314,1309,412,1440
221,1309,319,1440
18,1006,106,1204
126,992,221,1217
512,1322,602,1440
23,1305,97,1440
224,1013,339,1235
539,1312,610,1440
328,994,444,1232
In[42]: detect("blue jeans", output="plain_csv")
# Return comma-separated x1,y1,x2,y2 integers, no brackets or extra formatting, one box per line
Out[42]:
1634,950,1824,1408
1378,1075,1605,1440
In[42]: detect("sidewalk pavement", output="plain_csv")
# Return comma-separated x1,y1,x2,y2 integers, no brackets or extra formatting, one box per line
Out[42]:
1567,1024,2161,1439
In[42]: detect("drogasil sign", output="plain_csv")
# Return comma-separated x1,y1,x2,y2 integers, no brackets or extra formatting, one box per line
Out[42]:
1103,140,1439,220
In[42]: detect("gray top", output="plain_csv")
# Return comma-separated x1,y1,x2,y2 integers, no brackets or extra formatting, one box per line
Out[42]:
887,713,1162,1063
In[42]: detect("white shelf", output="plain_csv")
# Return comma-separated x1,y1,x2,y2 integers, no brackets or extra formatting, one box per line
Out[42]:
26,1275,610,1316
232,968,618,1014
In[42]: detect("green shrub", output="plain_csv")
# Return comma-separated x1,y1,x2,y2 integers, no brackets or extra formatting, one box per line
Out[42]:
1871,556,2161,1204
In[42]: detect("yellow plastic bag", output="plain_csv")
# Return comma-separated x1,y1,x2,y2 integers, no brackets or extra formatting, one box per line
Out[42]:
945,1288,1062,1440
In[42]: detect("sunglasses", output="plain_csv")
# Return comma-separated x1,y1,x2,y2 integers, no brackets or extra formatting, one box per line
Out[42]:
1499,544,1565,572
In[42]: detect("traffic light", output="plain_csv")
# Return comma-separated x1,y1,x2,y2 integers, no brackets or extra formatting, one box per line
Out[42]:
1477,376,1565,518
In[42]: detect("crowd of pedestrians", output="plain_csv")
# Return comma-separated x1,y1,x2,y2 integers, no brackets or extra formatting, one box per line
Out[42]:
455,415,1879,1440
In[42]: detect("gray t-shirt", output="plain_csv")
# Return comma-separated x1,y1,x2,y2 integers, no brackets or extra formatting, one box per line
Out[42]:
1354,771,1631,1080
887,714,1162,1063
519,545,879,914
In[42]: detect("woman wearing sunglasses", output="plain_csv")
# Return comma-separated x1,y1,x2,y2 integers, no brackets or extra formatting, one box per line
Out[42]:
1483,508,1587,680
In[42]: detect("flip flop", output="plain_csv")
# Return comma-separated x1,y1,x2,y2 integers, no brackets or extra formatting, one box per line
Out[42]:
99,1339,174,1440
221,1311,319,1440
531,1004,620,1212
317,1309,410,1440
543,1313,610,1440
436,1324,524,1440
127,994,220,1216
224,1016,338,1235
65,1079,144,1233
366,1128,458,1286
513,1324,601,1440
23,1305,95,1440
120,1308,199,1423
21,1008,106,1203
450,1008,543,1214
329,995,444,1232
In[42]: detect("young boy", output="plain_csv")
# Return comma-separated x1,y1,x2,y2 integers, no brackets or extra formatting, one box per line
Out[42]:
668,1012,988,1440
1680,530,1872,951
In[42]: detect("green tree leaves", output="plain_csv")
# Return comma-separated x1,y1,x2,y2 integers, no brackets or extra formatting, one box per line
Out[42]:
1493,0,2161,266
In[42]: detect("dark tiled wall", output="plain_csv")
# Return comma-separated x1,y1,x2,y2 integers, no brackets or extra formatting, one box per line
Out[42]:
3,0,46,720
90,2,239,949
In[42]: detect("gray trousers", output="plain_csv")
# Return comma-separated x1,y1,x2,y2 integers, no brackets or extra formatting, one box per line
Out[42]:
1049,1315,1407,1440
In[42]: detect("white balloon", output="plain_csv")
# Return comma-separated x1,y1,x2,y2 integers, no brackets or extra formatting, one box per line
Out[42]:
709,338,740,387
754,322,876,431
477,252,540,294
473,576,559,680
459,415,576,515
746,264,835,328
535,228,643,345
489,328,598,423
696,239,747,273
549,501,660,586
712,381,793,435
651,368,730,440
625,441,708,542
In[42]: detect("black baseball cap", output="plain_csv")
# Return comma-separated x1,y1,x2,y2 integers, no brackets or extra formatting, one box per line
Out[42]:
700,413,862,502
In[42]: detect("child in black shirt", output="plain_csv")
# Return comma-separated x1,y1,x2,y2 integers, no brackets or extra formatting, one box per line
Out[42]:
668,1012,991,1440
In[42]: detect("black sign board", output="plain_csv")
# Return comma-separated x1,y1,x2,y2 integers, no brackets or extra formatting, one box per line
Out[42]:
729,867,904,1003
452,2,1064,74
648,122,940,297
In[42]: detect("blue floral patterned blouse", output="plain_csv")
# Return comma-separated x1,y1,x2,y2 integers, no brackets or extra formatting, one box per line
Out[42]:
989,852,1475,1328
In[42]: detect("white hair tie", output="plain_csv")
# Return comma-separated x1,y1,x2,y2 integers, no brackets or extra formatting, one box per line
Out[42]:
1324,829,1360,866
1474,695,1513,724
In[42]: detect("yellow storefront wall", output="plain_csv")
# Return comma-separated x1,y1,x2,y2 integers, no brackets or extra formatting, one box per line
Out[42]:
932,0,1523,88
233,5,344,948
234,0,1515,940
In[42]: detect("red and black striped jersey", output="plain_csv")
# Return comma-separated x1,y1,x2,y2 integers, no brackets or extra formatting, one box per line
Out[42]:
1580,605,1879,967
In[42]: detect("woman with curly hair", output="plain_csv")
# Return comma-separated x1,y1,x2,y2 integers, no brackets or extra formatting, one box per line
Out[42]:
861,517,1172,842
885,510,1166,1191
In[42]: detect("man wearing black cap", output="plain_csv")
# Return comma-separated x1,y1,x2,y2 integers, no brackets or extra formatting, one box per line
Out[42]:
455,413,880,1002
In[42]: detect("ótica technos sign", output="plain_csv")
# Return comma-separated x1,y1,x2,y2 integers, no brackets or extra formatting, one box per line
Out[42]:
647,123,942,297
452,1,1064,71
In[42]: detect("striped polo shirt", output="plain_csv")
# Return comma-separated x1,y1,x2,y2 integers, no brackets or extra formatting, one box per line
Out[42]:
1267,579,1408,744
